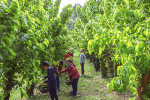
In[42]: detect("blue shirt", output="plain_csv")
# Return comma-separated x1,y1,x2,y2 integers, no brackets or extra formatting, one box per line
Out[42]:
44,66,56,88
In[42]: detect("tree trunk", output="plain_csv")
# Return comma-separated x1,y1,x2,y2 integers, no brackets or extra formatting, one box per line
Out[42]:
85,53,90,59
108,61,114,78
3,62,15,100
89,55,92,62
101,56,107,78
4,80,14,100
4,71,15,100
94,58,100,71
26,82,35,97
137,72,150,100
90,52,95,62
96,58,100,71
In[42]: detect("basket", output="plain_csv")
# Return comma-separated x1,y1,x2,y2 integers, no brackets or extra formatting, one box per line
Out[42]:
38,84,49,93
65,77,72,85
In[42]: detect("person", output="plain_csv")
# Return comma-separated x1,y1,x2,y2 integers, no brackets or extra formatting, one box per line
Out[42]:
69,48,74,57
64,50,70,62
60,58,80,96
56,60,63,91
80,48,85,76
64,50,70,70
42,61,58,100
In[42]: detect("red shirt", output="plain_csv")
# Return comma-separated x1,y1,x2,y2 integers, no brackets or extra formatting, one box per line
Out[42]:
60,63,80,80
58,65,62,71
64,54,70,58
64,54,70,61
69,52,73,57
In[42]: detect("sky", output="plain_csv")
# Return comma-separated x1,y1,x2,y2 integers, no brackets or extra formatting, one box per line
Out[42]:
54,0,87,13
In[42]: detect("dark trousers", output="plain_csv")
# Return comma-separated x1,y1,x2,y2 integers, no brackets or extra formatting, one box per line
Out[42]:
81,63,84,75
56,76,59,89
49,87,58,100
72,78,79,96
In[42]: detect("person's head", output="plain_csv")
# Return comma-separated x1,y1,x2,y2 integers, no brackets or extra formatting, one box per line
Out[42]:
68,50,72,54
80,48,84,53
66,58,73,66
59,60,63,65
43,61,49,70
70,48,73,51
70,48,73,52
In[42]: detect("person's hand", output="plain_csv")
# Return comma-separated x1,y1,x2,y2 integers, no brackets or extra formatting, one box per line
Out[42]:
58,73,61,76
59,71,61,75
41,77,44,80
57,72,60,76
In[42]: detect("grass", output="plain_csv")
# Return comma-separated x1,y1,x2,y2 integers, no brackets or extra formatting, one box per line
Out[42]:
5,49,131,100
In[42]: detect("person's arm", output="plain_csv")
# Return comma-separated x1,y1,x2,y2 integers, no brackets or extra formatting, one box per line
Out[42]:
44,80,48,83
83,53,85,62
60,66,69,73
80,54,81,63
44,76,48,78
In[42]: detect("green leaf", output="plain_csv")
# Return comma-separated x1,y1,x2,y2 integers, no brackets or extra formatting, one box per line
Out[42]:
146,18,150,28
99,47,102,55
146,54,150,60
2,4,10,13
9,0,19,17
107,83,113,93
8,49,16,60
27,40,32,47
43,39,49,47
145,29,149,36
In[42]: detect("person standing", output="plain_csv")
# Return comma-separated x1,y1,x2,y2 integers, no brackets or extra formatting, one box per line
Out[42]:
69,48,74,57
80,48,85,76
56,60,63,91
60,58,80,96
42,61,58,100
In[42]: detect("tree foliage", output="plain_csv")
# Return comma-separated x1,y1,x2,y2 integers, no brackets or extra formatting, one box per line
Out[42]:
74,0,150,99
0,0,73,99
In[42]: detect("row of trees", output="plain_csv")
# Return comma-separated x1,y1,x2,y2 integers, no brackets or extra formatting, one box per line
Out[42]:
73,0,150,100
0,0,73,99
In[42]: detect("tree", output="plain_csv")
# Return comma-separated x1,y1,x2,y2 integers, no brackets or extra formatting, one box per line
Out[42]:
66,4,82,31
74,0,150,99
0,0,73,99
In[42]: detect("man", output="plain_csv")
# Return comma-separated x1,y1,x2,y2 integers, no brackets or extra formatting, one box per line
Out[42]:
42,61,58,100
